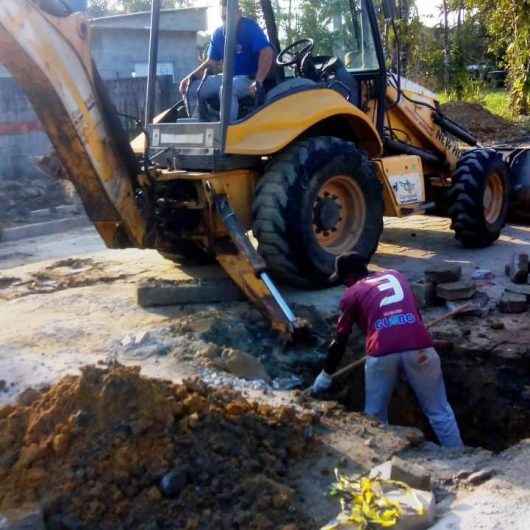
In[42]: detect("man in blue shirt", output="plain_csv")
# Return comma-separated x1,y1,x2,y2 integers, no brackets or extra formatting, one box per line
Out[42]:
179,0,274,121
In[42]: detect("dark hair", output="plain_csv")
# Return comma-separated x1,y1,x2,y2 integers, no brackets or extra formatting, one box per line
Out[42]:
330,252,370,283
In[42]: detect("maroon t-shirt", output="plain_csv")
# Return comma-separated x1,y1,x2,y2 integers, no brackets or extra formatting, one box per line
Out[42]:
336,270,433,357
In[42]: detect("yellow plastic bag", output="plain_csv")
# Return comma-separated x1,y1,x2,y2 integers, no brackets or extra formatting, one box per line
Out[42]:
322,471,425,530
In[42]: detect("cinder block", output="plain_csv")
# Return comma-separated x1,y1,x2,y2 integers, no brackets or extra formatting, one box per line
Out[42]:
506,284,530,302
436,280,476,301
412,281,444,308
137,279,244,307
498,291,528,314
505,253,529,284
424,265,462,284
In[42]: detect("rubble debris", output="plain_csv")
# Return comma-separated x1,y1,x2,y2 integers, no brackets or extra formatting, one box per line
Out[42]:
505,253,529,284
424,265,462,285
0,365,315,530
464,467,497,486
137,279,244,308
370,457,432,492
0,173,74,227
436,280,476,302
498,291,528,314
488,319,505,330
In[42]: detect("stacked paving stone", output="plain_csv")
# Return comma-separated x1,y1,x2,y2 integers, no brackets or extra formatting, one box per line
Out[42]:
500,253,530,314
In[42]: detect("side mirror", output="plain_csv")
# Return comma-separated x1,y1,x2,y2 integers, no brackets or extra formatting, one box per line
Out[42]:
382,0,398,20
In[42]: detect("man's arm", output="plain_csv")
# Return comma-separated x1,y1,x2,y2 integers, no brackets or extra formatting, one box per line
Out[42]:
255,47,274,83
311,297,356,395
179,58,222,96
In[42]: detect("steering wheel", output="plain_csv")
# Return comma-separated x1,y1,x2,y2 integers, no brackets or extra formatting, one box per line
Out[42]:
277,38,314,67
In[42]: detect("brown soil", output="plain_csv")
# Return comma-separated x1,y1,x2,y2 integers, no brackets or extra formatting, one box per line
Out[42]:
0,365,317,530
440,102,527,144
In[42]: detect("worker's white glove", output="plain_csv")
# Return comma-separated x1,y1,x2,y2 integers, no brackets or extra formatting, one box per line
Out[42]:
311,370,333,395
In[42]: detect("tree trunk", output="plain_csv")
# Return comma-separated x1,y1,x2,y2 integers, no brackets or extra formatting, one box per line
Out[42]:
442,0,450,91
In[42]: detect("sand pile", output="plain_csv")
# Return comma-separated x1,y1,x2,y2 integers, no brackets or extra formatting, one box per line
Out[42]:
0,365,316,529
440,102,526,144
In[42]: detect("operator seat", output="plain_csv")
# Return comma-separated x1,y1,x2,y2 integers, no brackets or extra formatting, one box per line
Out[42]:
265,78,317,103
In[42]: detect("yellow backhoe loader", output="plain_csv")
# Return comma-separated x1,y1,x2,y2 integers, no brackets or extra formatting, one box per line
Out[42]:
1,0,529,339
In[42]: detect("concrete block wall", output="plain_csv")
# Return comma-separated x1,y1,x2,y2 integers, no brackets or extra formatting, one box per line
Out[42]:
90,29,199,83
0,76,176,179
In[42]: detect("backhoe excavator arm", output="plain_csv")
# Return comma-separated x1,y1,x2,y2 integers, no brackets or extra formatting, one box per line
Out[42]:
0,0,149,248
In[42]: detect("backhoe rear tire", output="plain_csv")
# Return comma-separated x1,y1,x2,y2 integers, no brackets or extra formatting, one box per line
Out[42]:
449,149,510,248
252,136,384,288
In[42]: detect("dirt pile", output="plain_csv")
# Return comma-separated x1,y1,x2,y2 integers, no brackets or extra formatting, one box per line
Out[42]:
440,102,526,144
0,173,74,227
0,365,317,530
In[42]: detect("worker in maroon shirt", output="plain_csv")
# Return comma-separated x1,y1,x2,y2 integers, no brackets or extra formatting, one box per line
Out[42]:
311,252,463,448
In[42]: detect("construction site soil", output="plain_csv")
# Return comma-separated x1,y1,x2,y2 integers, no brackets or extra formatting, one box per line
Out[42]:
440,102,528,144
0,365,317,530
0,173,74,227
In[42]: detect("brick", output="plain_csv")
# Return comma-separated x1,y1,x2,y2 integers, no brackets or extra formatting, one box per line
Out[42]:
436,280,476,301
505,253,529,284
137,279,244,307
506,284,530,302
424,264,462,284
412,282,442,308
498,291,528,314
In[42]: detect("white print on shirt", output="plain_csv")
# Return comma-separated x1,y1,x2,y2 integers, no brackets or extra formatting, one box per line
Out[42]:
365,274,404,308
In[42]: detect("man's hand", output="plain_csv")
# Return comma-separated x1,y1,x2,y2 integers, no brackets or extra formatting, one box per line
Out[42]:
311,370,333,396
249,80,261,96
249,80,265,105
179,75,192,96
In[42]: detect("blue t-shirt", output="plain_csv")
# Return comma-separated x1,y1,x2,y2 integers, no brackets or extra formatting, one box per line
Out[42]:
208,17,270,77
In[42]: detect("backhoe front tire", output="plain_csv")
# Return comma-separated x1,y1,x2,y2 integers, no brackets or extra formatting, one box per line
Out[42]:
252,137,384,288
449,149,510,248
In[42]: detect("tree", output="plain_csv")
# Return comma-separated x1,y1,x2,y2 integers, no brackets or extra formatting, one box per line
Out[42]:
118,0,180,12
87,0,114,17
467,0,530,115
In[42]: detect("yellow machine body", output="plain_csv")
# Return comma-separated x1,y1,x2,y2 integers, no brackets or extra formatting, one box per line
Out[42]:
0,1,471,335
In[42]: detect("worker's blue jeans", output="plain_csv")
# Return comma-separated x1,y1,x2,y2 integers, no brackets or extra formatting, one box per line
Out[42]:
364,348,463,448
187,74,251,122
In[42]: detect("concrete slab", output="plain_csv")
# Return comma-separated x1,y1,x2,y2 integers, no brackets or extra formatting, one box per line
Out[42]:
137,279,245,307
1,217,90,242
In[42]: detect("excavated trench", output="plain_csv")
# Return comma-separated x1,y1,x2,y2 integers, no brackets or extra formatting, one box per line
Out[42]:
335,340,530,452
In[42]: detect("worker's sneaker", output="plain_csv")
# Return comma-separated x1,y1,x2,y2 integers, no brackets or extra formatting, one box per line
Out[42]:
311,370,333,396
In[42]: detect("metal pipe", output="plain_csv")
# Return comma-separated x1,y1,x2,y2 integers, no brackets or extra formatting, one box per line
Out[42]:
144,0,161,127
220,0,238,152
261,272,297,324
433,113,478,147
385,137,445,166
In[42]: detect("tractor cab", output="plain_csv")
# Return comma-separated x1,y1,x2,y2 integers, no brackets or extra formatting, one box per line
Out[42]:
140,0,387,171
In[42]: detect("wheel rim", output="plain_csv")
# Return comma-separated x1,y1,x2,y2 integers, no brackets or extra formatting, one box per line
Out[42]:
312,175,366,256
484,172,504,224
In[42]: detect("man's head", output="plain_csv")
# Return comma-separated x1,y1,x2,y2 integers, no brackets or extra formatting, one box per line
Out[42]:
329,252,370,286
220,0,242,24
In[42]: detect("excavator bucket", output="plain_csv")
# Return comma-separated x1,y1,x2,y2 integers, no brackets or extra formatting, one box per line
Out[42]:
0,0,150,249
